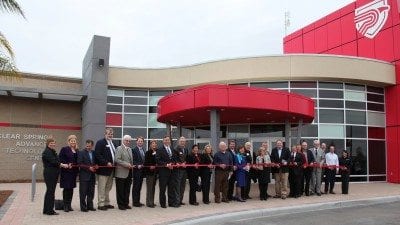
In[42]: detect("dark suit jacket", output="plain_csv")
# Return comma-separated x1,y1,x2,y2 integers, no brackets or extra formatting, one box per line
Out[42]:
144,149,157,176
155,146,173,166
77,150,96,182
132,146,145,166
42,147,60,178
173,146,188,164
200,153,213,175
186,153,201,176
289,152,304,175
270,147,291,173
94,138,115,176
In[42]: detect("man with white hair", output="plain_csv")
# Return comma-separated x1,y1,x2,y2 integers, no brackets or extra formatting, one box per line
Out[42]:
172,136,189,205
310,139,325,196
115,135,134,210
213,141,233,203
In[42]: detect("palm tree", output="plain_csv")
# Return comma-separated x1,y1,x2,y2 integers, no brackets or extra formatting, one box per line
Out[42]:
0,0,25,78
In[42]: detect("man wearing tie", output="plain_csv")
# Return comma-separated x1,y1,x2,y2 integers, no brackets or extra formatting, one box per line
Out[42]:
77,139,97,212
95,127,116,210
309,140,325,196
300,141,315,196
288,145,304,198
115,135,134,210
173,136,189,205
227,140,236,201
155,136,176,208
270,140,290,199
131,136,146,207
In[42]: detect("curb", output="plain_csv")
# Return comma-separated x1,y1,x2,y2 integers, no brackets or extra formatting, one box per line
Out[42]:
0,191,17,221
168,195,400,225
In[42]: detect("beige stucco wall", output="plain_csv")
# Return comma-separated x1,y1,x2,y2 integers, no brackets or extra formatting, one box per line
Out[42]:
108,54,396,89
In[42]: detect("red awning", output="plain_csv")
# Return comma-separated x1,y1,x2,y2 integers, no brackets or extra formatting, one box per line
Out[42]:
157,84,314,126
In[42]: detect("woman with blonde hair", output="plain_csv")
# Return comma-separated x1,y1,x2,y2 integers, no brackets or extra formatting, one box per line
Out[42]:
59,135,79,212
256,147,271,200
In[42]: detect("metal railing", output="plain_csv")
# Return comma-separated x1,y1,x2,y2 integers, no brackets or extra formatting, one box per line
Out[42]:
31,163,37,202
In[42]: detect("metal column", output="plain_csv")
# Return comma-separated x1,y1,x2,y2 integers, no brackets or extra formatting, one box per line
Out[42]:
285,119,291,148
296,118,303,144
210,109,220,152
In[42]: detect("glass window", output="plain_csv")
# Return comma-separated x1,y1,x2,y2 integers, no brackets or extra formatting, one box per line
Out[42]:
346,110,366,124
367,103,384,112
319,90,343,99
250,125,285,137
345,83,365,91
107,89,123,96
319,100,344,108
346,126,366,138
124,114,147,127
346,139,367,175
368,140,386,175
250,82,288,89
148,128,167,139
368,127,385,139
195,127,211,139
345,90,366,101
367,112,385,127
320,139,345,152
124,90,147,97
148,113,166,128
319,82,343,89
367,93,384,103
290,81,317,88
319,109,344,123
149,106,157,113
369,176,386,181
319,124,344,138
124,97,147,105
171,127,195,139
290,89,317,98
367,86,384,94
107,104,122,112
107,96,123,104
228,125,249,139
149,90,171,96
149,96,163,106
124,105,147,113
290,124,318,137
345,101,366,110
313,110,318,123
123,128,147,139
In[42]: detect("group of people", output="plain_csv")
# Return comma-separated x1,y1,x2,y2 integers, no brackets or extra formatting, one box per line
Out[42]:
41,127,352,216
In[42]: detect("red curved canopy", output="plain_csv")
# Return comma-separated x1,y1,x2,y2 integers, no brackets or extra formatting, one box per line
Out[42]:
157,84,314,126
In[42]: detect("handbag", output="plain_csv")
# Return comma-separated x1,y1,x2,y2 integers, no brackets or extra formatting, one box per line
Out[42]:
54,199,64,210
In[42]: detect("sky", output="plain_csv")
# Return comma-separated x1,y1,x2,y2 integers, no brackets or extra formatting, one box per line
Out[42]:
1,0,354,78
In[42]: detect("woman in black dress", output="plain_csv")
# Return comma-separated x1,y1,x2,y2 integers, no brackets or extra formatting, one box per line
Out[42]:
42,138,69,215
256,147,271,200
339,150,352,194
186,145,201,205
59,135,79,212
144,140,158,208
200,144,214,204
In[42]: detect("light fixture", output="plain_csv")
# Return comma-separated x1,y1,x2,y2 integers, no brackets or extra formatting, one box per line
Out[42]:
98,58,104,67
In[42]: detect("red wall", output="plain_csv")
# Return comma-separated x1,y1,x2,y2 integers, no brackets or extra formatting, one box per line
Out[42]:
283,0,400,183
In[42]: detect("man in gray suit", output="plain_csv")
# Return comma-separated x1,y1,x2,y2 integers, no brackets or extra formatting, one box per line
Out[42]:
115,135,134,210
309,140,325,196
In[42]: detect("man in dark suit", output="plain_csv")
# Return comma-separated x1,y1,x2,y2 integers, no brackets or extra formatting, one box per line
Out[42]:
300,141,315,196
172,136,189,205
77,140,97,212
270,140,291,199
289,145,304,198
94,127,116,210
131,136,146,207
227,140,236,201
155,136,176,208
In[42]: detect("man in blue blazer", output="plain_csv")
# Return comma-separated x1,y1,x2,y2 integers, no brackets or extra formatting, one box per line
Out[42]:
131,136,146,207
94,128,116,210
78,140,97,212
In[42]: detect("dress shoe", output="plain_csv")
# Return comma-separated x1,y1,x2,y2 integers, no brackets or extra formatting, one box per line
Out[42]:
237,198,246,202
44,211,59,215
98,206,108,210
273,195,281,198
180,202,186,205
161,205,167,208
317,193,321,196
125,205,132,209
105,205,115,209
203,201,210,204
81,209,88,212
245,196,252,199
190,202,199,206
68,205,74,211
222,200,230,203
147,205,155,208
215,200,221,204
118,206,126,210
88,208,96,211
281,196,287,199
133,203,144,207
329,191,336,194
63,206,70,212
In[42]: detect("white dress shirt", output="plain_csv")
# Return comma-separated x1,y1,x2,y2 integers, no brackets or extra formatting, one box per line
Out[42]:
325,152,339,172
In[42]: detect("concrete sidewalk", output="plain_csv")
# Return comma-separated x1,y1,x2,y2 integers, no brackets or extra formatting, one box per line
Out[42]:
0,182,399,225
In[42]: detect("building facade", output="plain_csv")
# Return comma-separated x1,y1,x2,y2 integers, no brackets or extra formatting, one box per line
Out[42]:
0,0,399,183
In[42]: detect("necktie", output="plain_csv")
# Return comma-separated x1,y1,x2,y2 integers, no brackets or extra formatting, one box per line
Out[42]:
315,148,318,156
89,151,93,163
167,147,171,157
140,148,145,161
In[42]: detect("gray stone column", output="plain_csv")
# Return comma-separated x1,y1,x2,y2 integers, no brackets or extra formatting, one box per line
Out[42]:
285,119,291,148
296,118,303,144
177,122,182,138
82,35,111,142
210,109,220,153
166,123,172,138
